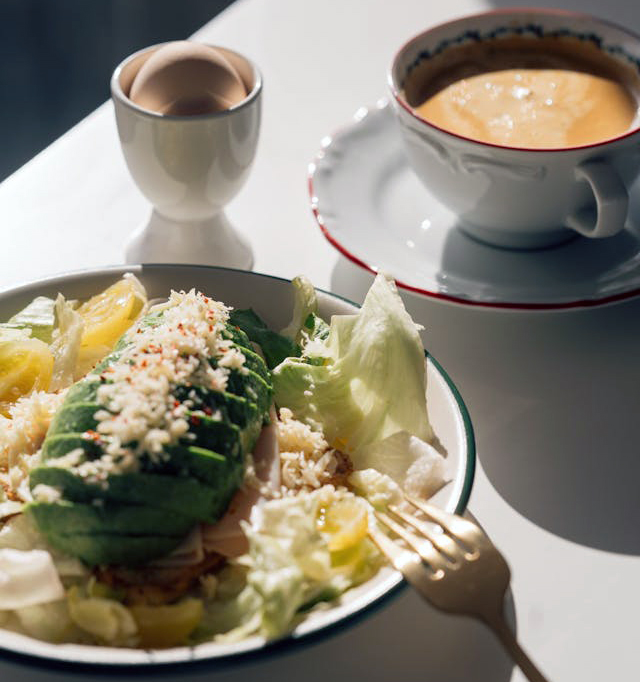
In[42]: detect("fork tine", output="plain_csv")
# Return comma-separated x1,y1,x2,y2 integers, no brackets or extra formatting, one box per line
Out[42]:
388,506,465,563
404,494,485,549
367,521,424,575
375,511,448,574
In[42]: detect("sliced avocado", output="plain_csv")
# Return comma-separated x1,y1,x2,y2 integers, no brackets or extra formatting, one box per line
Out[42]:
182,415,243,460
93,350,123,373
29,468,224,523
176,385,261,429
30,302,274,568
41,433,102,462
27,500,194,537
47,402,102,438
182,412,262,459
160,444,239,489
39,531,183,567
234,345,270,381
41,435,241,514
224,367,273,415
221,324,252,349
209,343,270,383
64,379,101,405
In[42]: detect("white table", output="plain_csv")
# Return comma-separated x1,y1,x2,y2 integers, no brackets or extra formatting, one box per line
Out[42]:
2,0,639,680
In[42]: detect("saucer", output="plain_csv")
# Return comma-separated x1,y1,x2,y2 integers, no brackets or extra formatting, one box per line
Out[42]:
308,100,640,309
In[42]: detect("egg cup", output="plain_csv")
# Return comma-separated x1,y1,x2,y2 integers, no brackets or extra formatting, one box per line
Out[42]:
111,44,262,268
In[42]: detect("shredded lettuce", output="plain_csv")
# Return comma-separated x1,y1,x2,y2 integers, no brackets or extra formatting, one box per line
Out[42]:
49,295,84,391
280,276,316,340
208,489,380,641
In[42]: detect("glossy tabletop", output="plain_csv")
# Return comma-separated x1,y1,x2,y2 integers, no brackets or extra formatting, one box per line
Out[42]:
1,0,639,680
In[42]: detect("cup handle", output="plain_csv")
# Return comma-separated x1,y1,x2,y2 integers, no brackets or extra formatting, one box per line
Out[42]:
565,160,628,238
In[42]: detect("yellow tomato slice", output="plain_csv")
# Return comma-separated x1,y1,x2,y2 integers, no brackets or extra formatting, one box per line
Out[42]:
0,338,53,414
318,496,369,552
77,277,145,351
129,598,203,649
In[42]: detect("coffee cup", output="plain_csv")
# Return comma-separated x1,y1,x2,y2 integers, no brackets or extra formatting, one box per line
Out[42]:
389,9,640,249
111,43,262,267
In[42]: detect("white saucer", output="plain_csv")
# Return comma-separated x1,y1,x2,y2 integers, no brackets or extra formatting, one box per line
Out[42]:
309,100,640,309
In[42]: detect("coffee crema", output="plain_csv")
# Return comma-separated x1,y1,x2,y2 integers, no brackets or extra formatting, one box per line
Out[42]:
404,36,640,148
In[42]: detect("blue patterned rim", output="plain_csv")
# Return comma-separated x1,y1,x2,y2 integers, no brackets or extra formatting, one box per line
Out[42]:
402,23,640,88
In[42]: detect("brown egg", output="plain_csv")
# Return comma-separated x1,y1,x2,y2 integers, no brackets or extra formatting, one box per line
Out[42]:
129,41,248,115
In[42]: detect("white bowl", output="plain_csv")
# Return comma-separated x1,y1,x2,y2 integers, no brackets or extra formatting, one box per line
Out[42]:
0,264,475,669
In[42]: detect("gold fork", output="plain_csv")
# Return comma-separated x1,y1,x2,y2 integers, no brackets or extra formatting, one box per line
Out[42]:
369,494,550,682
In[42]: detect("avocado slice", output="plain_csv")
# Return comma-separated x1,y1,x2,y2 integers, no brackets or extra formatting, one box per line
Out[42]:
236,345,271,382
29,468,224,523
181,415,243,460
47,402,102,438
176,385,261,428
64,379,101,405
224,368,273,415
39,531,184,567
41,433,102,461
42,431,242,494
221,324,252,349
28,500,194,537
30,300,274,568
160,444,239,489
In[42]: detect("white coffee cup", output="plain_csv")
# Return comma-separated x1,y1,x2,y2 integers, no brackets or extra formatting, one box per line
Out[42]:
111,43,262,267
389,9,640,249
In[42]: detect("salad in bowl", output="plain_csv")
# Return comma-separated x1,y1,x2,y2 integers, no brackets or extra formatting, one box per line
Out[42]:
0,266,474,665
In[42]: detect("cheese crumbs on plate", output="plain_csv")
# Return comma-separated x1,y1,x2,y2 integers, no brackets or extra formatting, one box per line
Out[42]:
277,407,352,493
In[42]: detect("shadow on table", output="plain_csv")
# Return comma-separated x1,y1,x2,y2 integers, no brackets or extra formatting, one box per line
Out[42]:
331,256,640,556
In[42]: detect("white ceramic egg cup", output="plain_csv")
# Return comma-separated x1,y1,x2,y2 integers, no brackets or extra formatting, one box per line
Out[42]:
111,44,262,268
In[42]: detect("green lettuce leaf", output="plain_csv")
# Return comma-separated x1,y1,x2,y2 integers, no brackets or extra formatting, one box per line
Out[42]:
237,489,377,639
279,275,329,347
3,296,56,343
272,274,433,458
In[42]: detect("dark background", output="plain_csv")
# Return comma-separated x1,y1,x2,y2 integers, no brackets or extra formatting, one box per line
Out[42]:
0,0,235,181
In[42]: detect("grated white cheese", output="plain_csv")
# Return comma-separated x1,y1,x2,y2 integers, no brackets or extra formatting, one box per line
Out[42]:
0,392,66,471
277,408,346,493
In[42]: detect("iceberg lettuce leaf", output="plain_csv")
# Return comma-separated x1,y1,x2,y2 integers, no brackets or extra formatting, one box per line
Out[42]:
272,274,433,457
49,294,84,391
6,296,56,343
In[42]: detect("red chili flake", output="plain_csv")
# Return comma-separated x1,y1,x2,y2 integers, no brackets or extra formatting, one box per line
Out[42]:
190,415,201,426
203,406,213,416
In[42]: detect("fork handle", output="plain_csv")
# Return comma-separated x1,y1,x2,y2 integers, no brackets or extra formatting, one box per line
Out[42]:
482,612,550,682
